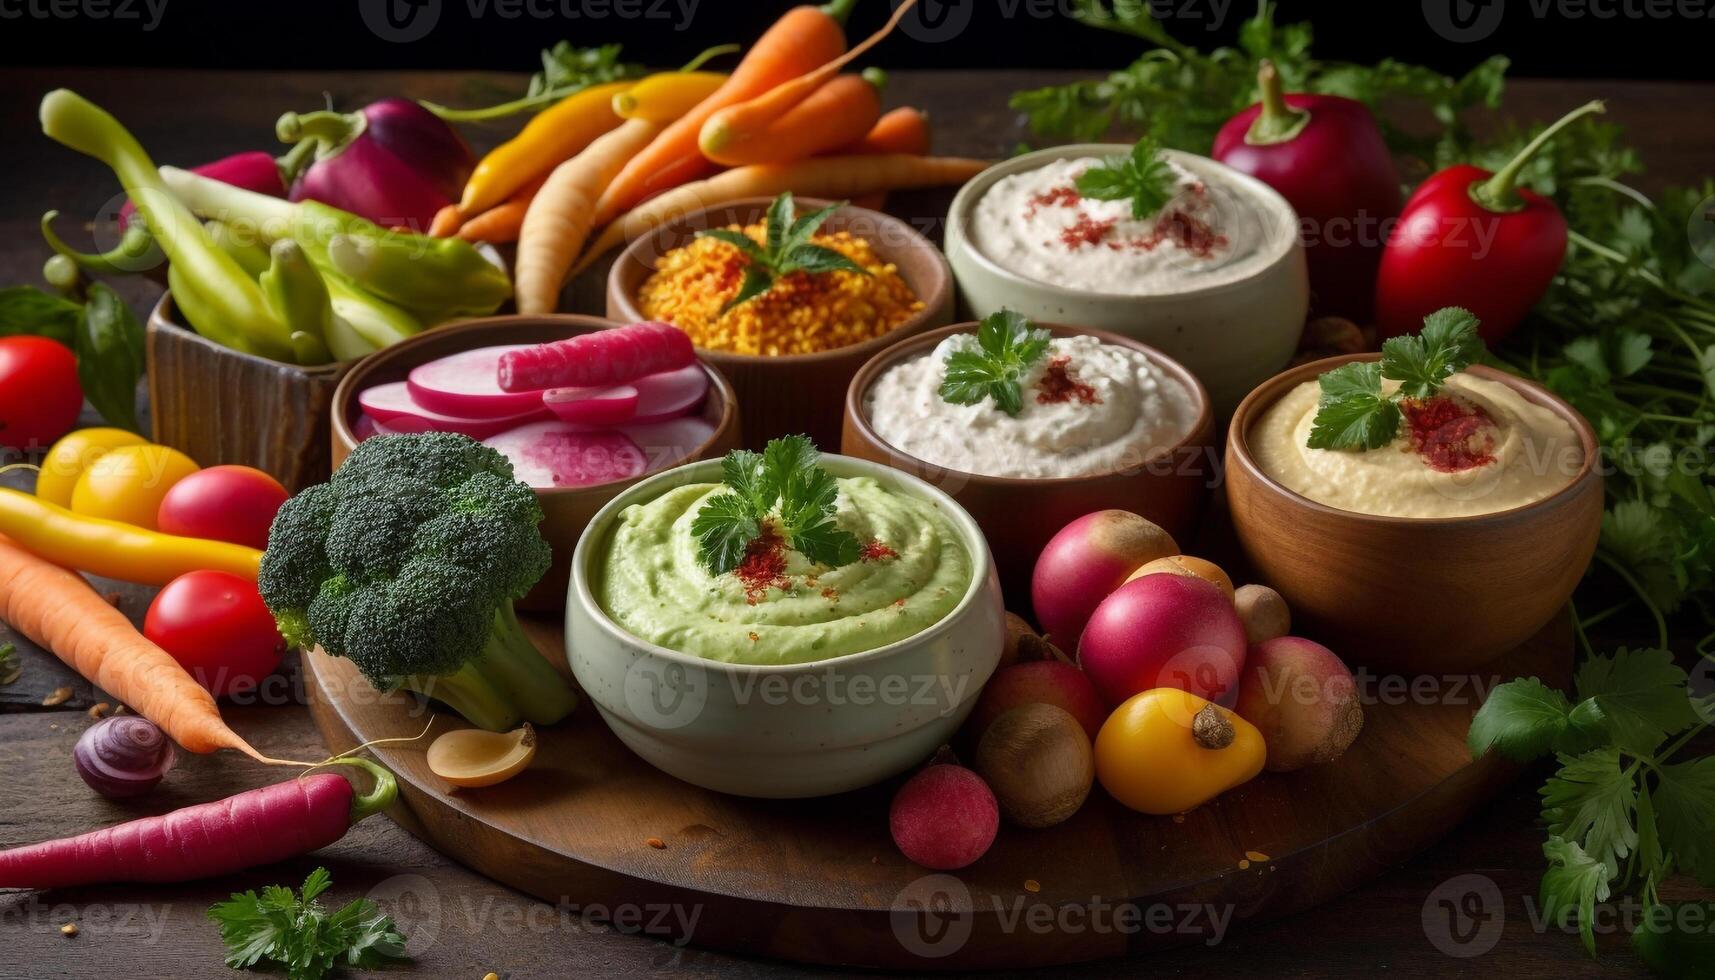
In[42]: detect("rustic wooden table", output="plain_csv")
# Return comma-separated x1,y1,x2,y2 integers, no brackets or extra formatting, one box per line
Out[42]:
1,68,1710,979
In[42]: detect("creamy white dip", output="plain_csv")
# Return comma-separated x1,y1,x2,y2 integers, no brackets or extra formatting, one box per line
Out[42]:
969,153,1292,295
864,333,1196,479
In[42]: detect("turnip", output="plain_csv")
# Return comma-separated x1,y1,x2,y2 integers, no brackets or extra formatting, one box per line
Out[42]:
359,381,549,439
1079,574,1247,706
1031,510,1178,649
407,344,544,418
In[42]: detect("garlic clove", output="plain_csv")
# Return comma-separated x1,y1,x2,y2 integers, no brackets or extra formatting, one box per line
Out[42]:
426,724,537,788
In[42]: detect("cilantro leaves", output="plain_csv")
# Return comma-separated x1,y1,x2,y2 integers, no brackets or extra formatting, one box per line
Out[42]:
1073,135,1177,220
207,867,406,980
1306,307,1483,451
939,309,1053,417
698,192,869,314
691,435,861,576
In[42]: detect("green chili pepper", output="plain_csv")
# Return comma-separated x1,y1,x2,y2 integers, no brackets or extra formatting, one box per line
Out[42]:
260,240,335,365
206,219,271,278
40,210,163,278
38,89,296,362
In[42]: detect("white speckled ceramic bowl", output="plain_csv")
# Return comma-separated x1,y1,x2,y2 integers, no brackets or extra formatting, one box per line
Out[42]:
565,454,1005,798
945,144,1309,413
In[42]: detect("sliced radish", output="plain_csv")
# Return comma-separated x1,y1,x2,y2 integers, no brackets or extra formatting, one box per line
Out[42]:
352,414,381,442
630,363,709,423
483,422,649,489
497,322,695,392
620,417,718,472
542,384,640,426
359,381,548,439
408,345,545,419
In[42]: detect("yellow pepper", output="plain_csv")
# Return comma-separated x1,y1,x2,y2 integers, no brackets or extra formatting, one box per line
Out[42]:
459,80,636,216
0,487,261,586
612,72,728,123
1094,688,1266,815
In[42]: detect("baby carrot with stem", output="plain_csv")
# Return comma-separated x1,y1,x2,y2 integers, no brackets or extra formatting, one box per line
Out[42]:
842,105,932,156
701,69,885,167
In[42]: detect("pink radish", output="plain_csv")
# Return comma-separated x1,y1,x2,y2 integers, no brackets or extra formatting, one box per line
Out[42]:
361,381,548,438
542,385,641,426
408,345,545,418
497,322,694,392
621,417,718,472
352,414,382,441
483,422,649,488
0,760,393,888
630,363,709,423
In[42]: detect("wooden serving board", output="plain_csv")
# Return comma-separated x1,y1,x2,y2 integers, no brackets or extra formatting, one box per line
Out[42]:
304,613,1569,970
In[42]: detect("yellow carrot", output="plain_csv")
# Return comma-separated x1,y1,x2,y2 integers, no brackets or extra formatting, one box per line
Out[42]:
459,80,634,215
614,72,729,122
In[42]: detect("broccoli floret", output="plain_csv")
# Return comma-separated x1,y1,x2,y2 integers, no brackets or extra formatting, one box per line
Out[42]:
259,433,576,731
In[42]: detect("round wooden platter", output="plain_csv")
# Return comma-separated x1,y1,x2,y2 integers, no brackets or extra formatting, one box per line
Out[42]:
304,613,1570,971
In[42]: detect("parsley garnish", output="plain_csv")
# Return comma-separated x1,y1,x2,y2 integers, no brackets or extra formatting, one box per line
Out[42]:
690,435,861,575
1073,135,1177,220
697,192,870,314
208,867,406,980
939,309,1054,417
1306,307,1483,451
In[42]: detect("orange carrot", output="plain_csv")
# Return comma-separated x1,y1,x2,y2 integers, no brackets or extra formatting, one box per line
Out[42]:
516,118,663,315
701,72,882,167
698,0,917,159
429,203,463,238
594,1,855,225
843,106,931,156
0,534,281,762
454,175,547,244
574,154,988,274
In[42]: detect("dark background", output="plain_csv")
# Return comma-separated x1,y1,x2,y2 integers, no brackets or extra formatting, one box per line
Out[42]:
0,0,1710,79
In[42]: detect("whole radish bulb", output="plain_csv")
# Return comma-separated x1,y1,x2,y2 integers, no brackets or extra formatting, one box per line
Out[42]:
278,98,474,232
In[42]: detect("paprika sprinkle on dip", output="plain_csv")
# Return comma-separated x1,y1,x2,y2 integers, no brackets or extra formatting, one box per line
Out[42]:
1401,396,1496,473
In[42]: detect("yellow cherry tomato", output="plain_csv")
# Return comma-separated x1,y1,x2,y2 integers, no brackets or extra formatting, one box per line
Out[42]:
1094,688,1266,815
34,427,148,507
70,444,200,530
1124,555,1235,600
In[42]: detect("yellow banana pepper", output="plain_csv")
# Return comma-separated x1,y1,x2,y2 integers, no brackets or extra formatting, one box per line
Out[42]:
1094,688,1266,815
0,488,261,586
459,80,636,215
612,71,729,123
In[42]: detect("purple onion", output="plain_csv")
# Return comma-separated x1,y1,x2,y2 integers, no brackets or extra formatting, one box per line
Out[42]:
277,97,475,233
73,715,176,799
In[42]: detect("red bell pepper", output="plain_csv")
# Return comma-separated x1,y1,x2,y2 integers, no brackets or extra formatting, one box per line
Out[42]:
1374,100,1606,344
1213,60,1401,321
117,143,313,229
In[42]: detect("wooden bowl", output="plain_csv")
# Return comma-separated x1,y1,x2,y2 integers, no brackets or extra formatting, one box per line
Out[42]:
330,315,742,611
842,322,1216,610
606,197,954,450
147,292,357,493
1225,354,1603,674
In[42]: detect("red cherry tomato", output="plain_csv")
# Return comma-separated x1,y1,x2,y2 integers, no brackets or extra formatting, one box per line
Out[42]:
0,336,83,453
144,571,284,697
156,465,289,549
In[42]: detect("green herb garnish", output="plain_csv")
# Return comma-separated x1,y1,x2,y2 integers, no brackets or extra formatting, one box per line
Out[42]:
1470,648,1711,957
0,643,18,686
690,435,861,575
1073,135,1177,220
939,310,1054,417
1306,307,1482,451
698,192,870,315
208,867,407,980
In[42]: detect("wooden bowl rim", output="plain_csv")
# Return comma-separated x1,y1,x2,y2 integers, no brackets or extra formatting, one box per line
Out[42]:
328,314,740,499
1226,352,1602,529
149,292,353,377
843,320,1215,489
606,196,953,366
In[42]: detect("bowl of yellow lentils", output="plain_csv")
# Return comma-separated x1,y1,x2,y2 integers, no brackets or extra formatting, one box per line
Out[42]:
606,196,953,449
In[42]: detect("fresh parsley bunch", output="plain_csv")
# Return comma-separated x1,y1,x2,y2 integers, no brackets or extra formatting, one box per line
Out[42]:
1469,650,1712,967
690,435,862,575
208,867,406,980
698,192,870,314
1308,307,1483,451
1075,136,1177,219
939,309,1053,417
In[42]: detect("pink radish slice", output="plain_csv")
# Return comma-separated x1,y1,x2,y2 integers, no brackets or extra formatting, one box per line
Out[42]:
497,322,694,392
408,345,545,418
359,381,548,439
483,422,649,489
620,417,718,472
352,414,381,442
629,363,709,423
542,384,640,426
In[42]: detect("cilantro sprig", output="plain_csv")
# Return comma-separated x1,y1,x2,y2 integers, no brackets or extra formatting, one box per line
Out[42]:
690,435,861,576
208,867,407,980
939,310,1054,417
698,192,870,315
1307,307,1484,451
1470,648,1712,960
1073,135,1178,220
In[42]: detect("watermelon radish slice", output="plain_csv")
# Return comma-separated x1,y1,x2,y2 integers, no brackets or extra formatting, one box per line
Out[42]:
541,384,641,426
483,422,649,489
408,345,545,419
360,381,548,439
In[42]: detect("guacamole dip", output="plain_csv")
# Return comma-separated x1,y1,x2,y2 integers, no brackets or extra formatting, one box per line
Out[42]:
595,476,973,665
